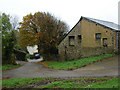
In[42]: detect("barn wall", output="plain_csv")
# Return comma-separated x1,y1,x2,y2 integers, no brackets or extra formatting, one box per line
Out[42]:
58,18,116,61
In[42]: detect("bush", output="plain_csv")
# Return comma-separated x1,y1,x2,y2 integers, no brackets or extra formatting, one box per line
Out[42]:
14,45,29,53
14,49,26,61
26,54,34,59
42,54,59,61
2,53,17,65
10,53,17,65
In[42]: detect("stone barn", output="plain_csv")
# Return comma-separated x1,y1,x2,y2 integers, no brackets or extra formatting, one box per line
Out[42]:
58,16,120,61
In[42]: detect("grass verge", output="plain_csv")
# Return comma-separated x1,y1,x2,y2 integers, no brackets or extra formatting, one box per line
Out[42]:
2,77,54,88
85,78,118,88
43,53,115,70
2,77,118,88
2,64,21,71
41,77,118,88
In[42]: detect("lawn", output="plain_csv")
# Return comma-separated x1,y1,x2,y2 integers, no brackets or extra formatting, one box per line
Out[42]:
2,77,118,89
2,64,21,71
43,53,115,70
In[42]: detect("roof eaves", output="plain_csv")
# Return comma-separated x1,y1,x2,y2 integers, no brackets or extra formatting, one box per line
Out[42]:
58,17,83,45
83,17,119,31
59,16,120,46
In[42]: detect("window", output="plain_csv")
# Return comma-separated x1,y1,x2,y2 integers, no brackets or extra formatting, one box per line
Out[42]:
96,33,101,40
78,35,82,43
69,36,75,46
103,38,107,47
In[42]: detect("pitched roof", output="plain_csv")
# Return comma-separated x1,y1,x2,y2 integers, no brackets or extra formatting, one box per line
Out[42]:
59,16,120,45
82,16,120,31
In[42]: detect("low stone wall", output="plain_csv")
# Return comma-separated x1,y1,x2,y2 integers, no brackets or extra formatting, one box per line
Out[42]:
59,46,114,61
80,47,113,57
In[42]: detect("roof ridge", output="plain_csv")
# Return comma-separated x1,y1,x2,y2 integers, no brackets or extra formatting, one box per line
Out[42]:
82,16,119,31
59,16,119,45
82,16,117,24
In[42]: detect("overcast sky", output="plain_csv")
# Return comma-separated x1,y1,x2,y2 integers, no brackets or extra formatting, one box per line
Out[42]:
0,0,119,29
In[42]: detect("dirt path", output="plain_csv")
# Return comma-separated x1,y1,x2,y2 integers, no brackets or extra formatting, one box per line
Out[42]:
3,55,119,79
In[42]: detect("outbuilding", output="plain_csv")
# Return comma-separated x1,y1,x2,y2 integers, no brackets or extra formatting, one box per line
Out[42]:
58,16,120,61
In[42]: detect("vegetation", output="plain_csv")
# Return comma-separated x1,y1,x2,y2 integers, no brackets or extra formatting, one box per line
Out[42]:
2,64,21,71
85,78,118,88
2,77,54,88
2,77,118,88
41,77,118,88
18,12,68,60
26,54,35,59
1,13,18,64
1,13,27,64
0,13,21,64
43,53,115,70
14,49,27,61
0,14,2,63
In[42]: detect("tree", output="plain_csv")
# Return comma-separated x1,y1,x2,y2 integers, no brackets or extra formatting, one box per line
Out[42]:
10,15,19,30
0,13,2,64
1,13,17,64
19,12,68,60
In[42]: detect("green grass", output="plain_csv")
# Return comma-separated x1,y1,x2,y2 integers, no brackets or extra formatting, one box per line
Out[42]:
2,77,118,88
85,78,118,88
2,64,21,71
41,80,83,88
2,77,54,88
41,77,118,88
44,53,115,70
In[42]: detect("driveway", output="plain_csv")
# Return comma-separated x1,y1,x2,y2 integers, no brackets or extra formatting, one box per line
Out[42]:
3,55,119,79
27,57,43,62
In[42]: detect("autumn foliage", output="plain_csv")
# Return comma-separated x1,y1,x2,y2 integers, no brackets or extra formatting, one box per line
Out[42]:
18,12,68,60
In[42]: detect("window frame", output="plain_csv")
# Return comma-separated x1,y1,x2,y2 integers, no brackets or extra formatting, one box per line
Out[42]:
69,36,75,46
95,33,101,40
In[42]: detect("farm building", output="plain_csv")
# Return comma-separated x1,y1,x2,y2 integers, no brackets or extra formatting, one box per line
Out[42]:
58,16,120,61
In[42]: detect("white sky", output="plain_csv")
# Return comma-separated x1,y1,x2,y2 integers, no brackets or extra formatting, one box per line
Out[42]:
0,0,119,29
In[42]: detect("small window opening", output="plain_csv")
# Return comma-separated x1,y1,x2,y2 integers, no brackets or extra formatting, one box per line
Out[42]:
96,33,101,40
78,35,82,43
69,36,75,46
103,38,108,47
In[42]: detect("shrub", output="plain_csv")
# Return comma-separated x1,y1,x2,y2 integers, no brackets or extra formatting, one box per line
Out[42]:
14,49,26,61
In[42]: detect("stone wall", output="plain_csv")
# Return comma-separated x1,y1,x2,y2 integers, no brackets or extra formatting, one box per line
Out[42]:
58,18,116,61
118,32,120,53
